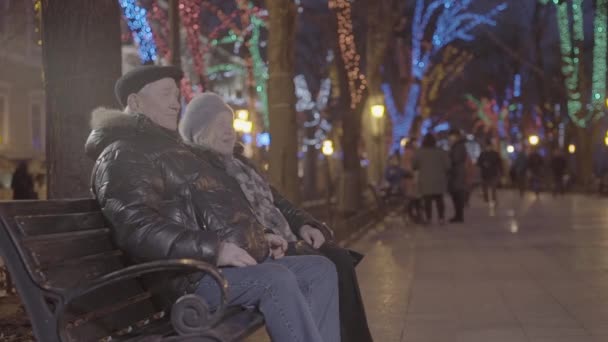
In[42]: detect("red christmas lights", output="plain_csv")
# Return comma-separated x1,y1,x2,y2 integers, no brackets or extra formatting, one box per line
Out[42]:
329,0,366,109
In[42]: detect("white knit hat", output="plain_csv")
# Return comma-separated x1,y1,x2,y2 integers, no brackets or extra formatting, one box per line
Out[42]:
179,93,234,143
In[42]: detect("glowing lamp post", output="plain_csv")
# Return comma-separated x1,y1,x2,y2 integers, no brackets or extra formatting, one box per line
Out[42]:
322,140,334,156
234,109,253,134
371,105,385,119
506,145,515,154
370,104,385,184
528,135,540,146
568,144,576,154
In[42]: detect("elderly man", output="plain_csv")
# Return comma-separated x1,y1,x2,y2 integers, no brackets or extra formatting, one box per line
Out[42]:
180,93,373,342
85,65,340,342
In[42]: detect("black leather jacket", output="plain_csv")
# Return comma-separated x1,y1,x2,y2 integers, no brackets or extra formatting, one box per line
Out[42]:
85,108,331,295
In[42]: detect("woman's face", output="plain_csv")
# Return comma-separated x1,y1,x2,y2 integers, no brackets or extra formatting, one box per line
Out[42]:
197,111,236,155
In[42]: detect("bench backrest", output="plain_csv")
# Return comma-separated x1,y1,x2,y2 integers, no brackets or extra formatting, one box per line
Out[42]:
0,199,160,342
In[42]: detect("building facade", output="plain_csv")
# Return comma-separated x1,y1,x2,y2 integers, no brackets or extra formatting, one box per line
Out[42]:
0,0,46,199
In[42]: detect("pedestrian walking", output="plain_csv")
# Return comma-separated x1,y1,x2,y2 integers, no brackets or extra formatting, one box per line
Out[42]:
447,129,468,223
384,154,407,198
528,148,544,197
11,161,37,200
550,148,568,196
413,133,450,225
511,146,528,197
477,141,503,206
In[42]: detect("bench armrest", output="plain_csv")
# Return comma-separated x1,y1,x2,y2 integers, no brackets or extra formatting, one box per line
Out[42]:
56,259,228,341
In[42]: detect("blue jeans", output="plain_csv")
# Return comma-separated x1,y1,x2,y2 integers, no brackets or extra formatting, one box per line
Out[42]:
195,255,340,342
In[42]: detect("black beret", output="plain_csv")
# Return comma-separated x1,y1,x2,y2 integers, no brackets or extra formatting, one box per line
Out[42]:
114,65,183,107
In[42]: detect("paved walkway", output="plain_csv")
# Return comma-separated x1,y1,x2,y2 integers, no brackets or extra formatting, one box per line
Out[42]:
353,190,608,342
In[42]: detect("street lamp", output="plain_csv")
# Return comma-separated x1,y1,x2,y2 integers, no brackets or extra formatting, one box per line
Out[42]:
234,119,253,133
528,135,540,146
370,104,385,184
506,145,515,154
234,109,253,134
568,144,576,154
371,105,385,118
322,140,334,156
236,109,249,121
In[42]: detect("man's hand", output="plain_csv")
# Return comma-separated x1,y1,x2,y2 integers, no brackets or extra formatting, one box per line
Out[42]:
299,225,326,249
265,234,287,259
217,242,258,267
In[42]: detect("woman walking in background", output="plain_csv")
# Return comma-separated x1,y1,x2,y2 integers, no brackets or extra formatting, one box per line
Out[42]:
413,134,450,225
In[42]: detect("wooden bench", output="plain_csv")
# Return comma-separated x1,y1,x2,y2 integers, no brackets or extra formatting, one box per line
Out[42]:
0,198,264,342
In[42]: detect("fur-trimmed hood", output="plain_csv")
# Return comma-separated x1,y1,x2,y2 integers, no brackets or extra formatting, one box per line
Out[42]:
89,107,139,130
84,107,177,160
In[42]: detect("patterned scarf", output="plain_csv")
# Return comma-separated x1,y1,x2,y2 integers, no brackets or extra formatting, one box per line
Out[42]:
224,157,298,242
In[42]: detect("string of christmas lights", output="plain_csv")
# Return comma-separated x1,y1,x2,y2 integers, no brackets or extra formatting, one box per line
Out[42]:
329,0,366,109
148,1,170,61
294,75,332,146
420,46,471,117
118,0,157,63
592,0,607,112
196,1,269,128
179,0,205,88
555,0,588,127
248,14,269,129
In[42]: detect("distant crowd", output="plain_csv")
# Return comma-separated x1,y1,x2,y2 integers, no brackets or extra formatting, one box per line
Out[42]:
382,130,577,225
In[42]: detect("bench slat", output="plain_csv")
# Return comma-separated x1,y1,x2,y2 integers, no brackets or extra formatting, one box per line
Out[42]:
15,211,106,236
39,254,125,289
22,228,115,267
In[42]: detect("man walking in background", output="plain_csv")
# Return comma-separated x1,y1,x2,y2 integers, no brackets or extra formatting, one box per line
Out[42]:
448,129,468,223
477,141,503,206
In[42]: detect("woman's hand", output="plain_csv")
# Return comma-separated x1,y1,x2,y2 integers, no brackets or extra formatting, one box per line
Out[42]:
299,225,326,249
265,234,288,259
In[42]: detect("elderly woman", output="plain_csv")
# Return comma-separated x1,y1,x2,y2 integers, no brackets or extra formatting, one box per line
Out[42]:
180,93,373,342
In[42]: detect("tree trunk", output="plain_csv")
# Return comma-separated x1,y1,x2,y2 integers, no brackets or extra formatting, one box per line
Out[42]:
402,81,421,142
575,126,596,189
339,100,365,213
267,0,299,203
169,0,181,68
42,0,121,198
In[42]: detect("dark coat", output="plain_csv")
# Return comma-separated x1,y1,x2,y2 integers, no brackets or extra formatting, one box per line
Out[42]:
551,155,567,177
85,108,331,297
448,139,469,192
477,150,502,180
413,147,450,196
11,166,36,200
85,108,269,295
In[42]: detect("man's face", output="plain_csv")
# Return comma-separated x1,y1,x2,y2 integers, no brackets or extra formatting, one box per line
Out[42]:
448,134,458,145
132,78,181,130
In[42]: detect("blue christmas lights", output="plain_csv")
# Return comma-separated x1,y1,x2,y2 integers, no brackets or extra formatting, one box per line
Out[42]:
119,0,157,63
394,0,506,146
